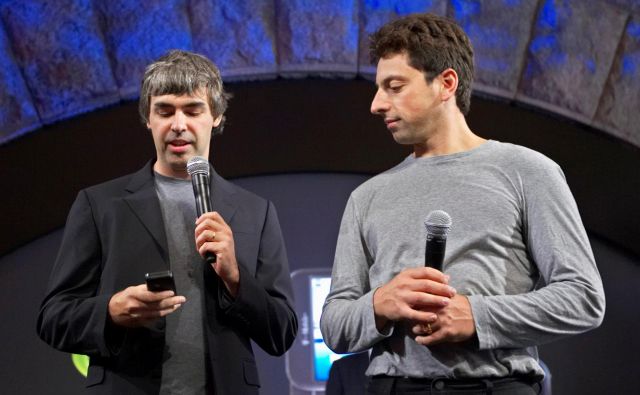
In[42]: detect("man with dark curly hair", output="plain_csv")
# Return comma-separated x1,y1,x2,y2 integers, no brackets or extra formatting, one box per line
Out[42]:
321,13,604,395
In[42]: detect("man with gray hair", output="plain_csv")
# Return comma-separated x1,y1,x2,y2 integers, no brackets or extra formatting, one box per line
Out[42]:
37,49,297,394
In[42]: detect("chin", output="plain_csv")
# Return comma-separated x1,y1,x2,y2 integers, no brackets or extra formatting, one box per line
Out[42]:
391,133,414,145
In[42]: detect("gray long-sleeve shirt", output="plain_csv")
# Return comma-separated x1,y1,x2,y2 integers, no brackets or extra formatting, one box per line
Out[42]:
320,140,605,379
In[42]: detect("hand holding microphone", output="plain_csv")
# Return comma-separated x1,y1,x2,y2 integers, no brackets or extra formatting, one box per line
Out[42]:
412,211,475,345
189,156,240,297
187,156,216,264
373,211,456,332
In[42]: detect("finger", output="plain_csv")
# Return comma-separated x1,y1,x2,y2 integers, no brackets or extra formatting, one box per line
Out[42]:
195,230,217,248
404,267,449,283
404,290,451,309
156,296,186,309
415,329,446,346
136,289,176,302
411,320,438,335
130,304,180,320
131,295,185,314
194,219,224,237
141,295,187,310
400,306,439,323
408,279,457,297
126,284,175,301
198,241,223,258
195,211,226,226
195,211,219,224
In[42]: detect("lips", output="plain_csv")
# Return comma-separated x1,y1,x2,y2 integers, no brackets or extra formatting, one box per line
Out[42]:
167,139,192,153
169,139,190,146
384,118,400,129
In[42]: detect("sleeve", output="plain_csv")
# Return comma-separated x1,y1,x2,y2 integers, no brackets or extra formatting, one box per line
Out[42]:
468,161,606,350
320,196,393,354
36,190,125,358
213,200,298,356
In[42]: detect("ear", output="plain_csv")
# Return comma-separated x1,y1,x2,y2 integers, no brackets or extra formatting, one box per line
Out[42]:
146,121,151,130
213,114,222,128
439,68,458,102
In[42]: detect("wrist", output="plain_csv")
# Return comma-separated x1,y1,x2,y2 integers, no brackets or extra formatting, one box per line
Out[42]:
372,286,390,332
223,267,240,298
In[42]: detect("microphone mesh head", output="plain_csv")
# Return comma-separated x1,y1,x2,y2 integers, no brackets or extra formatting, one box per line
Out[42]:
186,156,209,176
424,210,452,236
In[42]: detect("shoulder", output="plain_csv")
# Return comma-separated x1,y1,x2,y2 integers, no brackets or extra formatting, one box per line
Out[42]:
486,141,562,177
217,175,270,207
349,156,413,202
212,174,278,226
79,166,148,203
83,173,137,196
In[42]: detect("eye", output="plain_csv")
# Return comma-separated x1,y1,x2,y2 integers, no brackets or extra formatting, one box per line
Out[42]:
155,108,174,117
388,83,403,93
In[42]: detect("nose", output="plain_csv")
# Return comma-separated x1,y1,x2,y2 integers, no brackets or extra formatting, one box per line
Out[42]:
370,88,389,115
171,111,187,133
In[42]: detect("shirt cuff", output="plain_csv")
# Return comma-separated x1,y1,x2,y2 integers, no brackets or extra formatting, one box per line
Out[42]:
368,288,395,338
467,294,494,350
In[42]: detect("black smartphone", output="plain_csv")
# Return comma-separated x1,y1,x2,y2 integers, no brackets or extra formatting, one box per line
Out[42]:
145,270,177,293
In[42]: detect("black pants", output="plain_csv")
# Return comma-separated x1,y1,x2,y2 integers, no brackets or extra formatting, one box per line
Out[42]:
367,376,542,395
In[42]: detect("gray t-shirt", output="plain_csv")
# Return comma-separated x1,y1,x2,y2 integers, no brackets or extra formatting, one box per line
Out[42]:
321,140,605,379
155,173,207,394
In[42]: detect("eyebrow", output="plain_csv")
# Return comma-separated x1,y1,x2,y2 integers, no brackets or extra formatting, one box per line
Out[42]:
153,101,207,109
376,75,409,87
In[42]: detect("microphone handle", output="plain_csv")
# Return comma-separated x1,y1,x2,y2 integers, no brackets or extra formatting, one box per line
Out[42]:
425,234,446,271
192,173,217,264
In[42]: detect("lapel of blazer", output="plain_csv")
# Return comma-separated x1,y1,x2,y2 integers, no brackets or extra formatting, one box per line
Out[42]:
120,161,236,269
209,165,238,224
123,161,170,267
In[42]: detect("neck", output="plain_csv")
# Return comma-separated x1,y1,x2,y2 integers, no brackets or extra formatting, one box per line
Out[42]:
153,161,190,180
413,112,486,158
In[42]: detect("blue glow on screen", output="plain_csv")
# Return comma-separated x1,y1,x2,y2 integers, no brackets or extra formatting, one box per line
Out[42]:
311,277,348,382
313,339,336,381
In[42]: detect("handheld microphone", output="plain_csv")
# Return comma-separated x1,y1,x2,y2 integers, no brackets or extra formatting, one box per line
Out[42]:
187,156,216,264
424,210,452,271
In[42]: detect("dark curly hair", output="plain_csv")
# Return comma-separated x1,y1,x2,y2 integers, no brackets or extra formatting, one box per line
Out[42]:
139,50,231,135
370,13,474,115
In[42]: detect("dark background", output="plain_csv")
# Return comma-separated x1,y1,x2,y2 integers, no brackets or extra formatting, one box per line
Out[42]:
1,79,639,394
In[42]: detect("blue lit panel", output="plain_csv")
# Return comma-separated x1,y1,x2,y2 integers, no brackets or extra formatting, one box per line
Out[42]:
0,23,40,143
0,0,638,148
277,0,359,77
518,0,628,121
0,0,118,124
97,0,193,98
450,0,538,97
191,0,278,80
594,16,640,147
358,0,446,75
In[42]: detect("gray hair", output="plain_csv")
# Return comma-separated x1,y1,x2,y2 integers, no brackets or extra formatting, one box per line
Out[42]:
139,49,230,135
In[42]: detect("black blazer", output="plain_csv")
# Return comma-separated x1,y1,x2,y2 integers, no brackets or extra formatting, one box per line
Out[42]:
37,162,297,394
